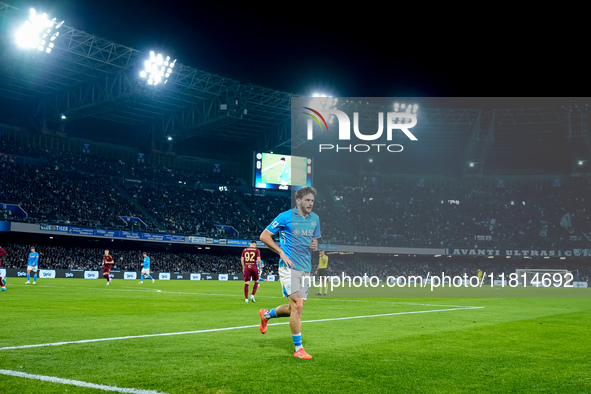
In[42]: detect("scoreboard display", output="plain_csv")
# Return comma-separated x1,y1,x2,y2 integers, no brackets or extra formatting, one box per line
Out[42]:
253,152,313,191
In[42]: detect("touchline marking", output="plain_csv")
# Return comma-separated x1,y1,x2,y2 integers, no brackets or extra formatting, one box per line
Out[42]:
0,369,166,393
0,306,483,351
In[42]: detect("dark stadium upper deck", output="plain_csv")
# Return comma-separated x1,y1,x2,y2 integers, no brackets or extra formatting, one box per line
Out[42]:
1,2,590,175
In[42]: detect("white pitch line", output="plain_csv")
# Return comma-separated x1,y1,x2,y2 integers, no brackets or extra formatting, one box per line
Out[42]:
0,306,483,351
261,159,284,173
0,369,166,394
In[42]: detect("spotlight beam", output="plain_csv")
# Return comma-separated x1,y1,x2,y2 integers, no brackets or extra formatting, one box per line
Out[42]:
15,8,63,53
139,50,176,86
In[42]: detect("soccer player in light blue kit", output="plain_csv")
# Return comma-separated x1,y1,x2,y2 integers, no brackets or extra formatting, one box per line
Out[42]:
25,247,39,284
277,157,290,185
139,252,155,284
257,258,266,284
259,187,321,359
0,245,7,291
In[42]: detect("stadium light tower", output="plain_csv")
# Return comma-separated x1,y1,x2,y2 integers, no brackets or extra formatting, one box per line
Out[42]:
15,8,64,53
393,102,419,115
139,51,177,85
310,93,338,124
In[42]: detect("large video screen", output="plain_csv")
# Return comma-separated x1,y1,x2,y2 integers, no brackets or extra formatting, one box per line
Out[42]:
253,152,313,191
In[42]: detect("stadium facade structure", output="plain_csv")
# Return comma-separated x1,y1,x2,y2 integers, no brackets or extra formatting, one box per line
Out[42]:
1,2,591,266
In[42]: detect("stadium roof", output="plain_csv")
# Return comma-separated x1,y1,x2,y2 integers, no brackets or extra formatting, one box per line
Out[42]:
0,2,292,155
293,98,591,176
0,2,589,175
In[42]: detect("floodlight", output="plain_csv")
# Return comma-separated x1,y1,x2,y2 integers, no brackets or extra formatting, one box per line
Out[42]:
392,102,419,127
139,51,176,85
15,8,63,53
312,93,337,107
393,102,418,114
310,93,337,124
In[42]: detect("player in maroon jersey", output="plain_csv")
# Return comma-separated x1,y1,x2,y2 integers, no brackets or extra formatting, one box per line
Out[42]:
102,249,114,285
241,241,261,303
0,245,7,291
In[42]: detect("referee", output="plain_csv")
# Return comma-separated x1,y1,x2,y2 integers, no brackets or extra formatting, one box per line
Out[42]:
316,250,329,295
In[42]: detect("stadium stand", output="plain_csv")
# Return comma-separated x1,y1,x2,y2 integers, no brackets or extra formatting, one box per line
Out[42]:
1,241,588,282
0,242,279,276
2,132,591,250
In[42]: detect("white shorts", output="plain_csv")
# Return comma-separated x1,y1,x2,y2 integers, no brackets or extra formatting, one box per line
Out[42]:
279,266,310,300
141,269,150,275
27,266,38,272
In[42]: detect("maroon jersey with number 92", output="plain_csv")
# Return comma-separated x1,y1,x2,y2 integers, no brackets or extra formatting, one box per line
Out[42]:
241,247,260,271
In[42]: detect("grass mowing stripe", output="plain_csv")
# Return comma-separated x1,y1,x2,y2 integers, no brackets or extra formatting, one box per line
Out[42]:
10,283,285,298
0,369,166,393
11,284,486,308
5,280,586,393
0,306,482,351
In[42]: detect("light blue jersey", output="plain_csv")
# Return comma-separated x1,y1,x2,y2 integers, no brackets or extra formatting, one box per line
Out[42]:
143,256,150,269
265,207,321,272
278,163,289,183
28,252,39,267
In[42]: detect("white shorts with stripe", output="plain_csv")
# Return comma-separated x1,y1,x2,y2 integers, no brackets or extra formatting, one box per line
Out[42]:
278,267,310,300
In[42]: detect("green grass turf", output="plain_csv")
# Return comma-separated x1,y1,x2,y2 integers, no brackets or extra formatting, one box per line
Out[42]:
1,279,590,393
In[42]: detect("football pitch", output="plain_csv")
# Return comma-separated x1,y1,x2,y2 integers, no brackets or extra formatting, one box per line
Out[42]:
1,279,590,393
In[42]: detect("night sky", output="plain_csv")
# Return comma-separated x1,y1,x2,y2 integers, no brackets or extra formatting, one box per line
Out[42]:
6,0,582,100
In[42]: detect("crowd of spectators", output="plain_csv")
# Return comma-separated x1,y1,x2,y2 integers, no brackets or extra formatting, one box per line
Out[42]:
239,192,289,228
1,242,279,275
0,137,242,187
0,137,258,237
312,253,590,282
330,182,591,249
119,180,260,237
0,155,146,229
365,257,589,282
2,242,588,282
2,135,591,250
